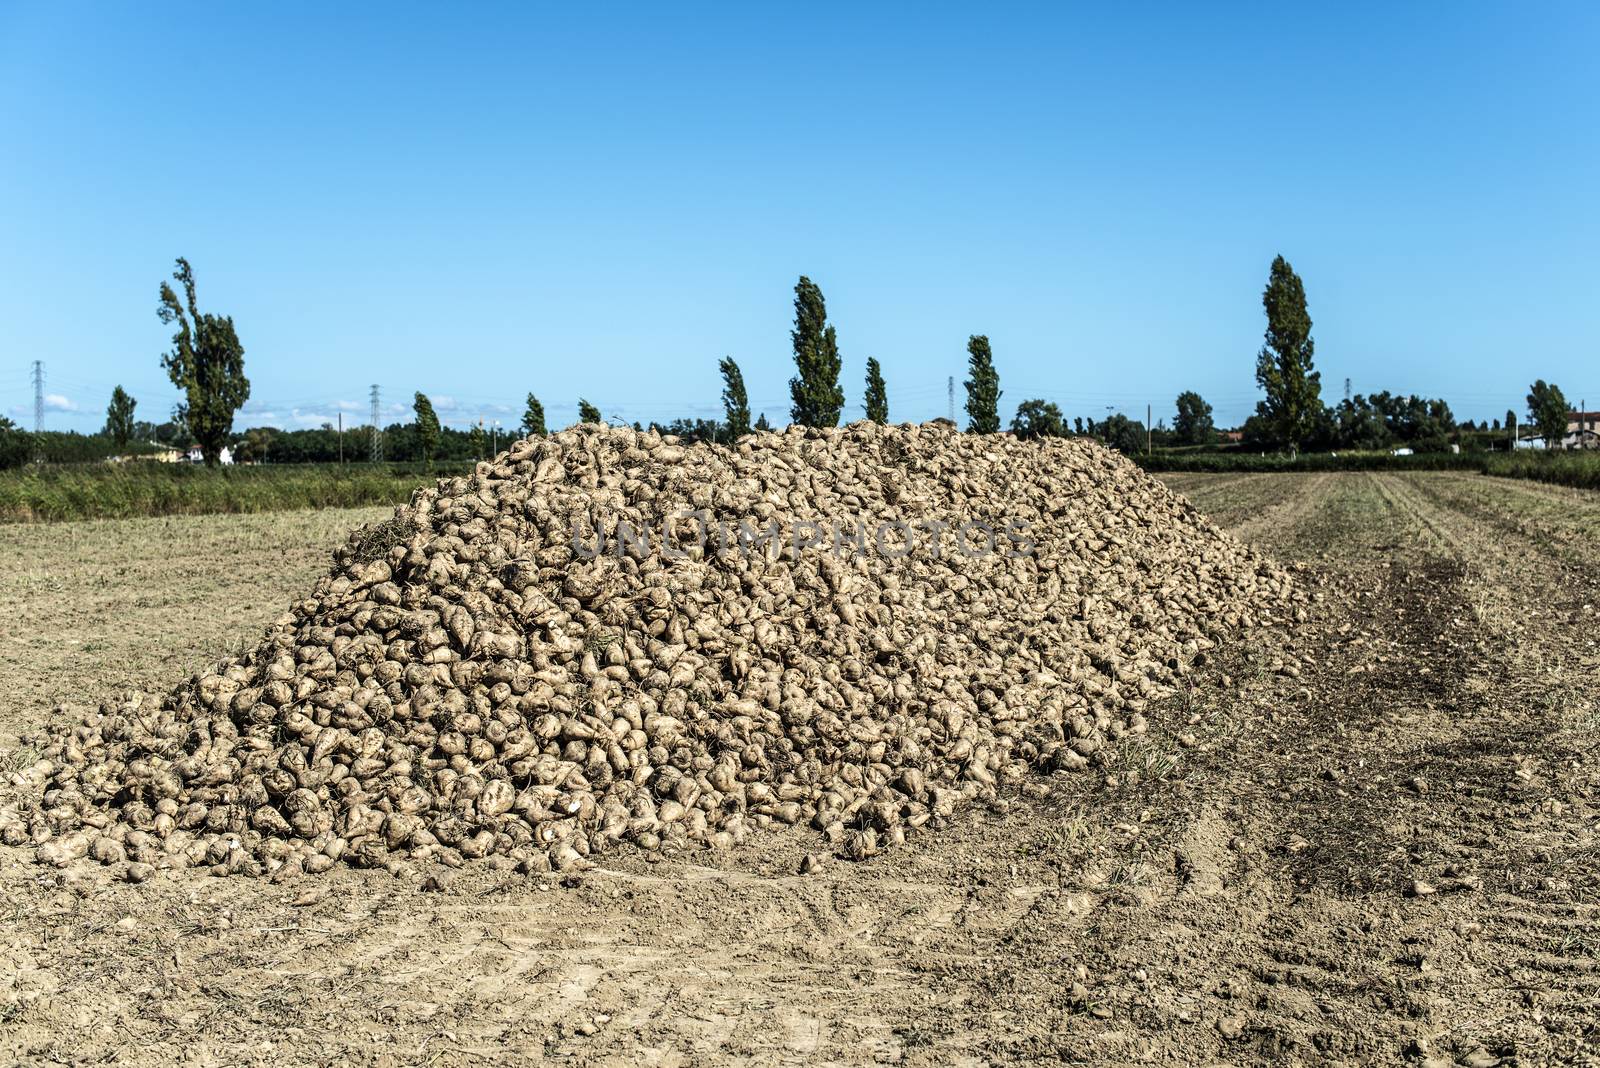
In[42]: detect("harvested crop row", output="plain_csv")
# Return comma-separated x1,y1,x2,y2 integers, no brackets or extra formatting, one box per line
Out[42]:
8,422,1303,880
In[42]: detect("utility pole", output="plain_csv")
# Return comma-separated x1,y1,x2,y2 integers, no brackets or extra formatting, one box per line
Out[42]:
947,376,954,423
369,385,383,462
1344,377,1351,404
30,360,44,463
31,360,44,434
1146,403,1152,455
338,411,344,465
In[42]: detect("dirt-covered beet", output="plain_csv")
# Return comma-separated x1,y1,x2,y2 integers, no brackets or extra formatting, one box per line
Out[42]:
8,422,1302,878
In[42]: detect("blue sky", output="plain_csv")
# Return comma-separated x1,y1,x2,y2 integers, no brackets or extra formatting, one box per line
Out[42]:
2,3,1596,435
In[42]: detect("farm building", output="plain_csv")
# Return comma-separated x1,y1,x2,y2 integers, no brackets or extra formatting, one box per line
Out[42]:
134,446,185,463
1565,410,1599,449
1514,411,1599,450
184,444,234,464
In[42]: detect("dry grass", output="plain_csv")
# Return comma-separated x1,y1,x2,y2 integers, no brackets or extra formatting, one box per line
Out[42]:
0,507,389,743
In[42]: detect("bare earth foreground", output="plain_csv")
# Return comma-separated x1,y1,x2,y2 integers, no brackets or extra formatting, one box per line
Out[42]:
2,473,1598,1067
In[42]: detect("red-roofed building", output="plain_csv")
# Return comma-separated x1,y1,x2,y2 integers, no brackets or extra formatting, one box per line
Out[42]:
1566,411,1599,449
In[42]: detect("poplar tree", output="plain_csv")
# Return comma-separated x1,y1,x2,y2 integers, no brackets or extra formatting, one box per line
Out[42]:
964,335,1002,433
1253,255,1322,454
719,357,751,438
414,392,441,468
788,276,844,427
521,393,547,437
863,358,888,423
157,258,249,466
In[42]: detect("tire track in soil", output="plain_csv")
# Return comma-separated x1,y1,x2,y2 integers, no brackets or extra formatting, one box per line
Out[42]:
1355,474,1600,1063
6,477,1598,1067
874,475,1422,1063
1162,472,1333,544
890,472,1598,1066
1158,472,1262,513
1227,472,1335,548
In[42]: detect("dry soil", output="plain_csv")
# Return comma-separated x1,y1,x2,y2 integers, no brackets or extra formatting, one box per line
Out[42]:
2,473,1598,1067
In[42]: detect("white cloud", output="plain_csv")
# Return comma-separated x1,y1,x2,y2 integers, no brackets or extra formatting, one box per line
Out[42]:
287,409,339,429
43,393,77,412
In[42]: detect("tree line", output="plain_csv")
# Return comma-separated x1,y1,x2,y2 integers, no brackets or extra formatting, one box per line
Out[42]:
1238,255,1579,453
1,256,1583,470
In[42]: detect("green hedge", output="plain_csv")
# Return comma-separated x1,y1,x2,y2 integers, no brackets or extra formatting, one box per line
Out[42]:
1136,448,1600,490
0,462,473,522
1482,450,1600,491
1135,450,1486,473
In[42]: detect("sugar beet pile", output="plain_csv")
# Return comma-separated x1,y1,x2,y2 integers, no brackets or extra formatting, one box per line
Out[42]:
13,423,1302,878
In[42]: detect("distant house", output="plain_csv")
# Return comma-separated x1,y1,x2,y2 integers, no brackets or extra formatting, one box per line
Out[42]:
1564,411,1599,449
184,445,234,465
1509,412,1600,451
1220,430,1244,443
